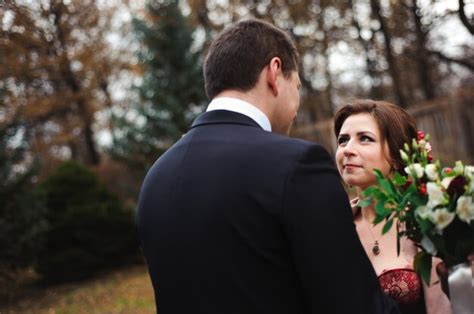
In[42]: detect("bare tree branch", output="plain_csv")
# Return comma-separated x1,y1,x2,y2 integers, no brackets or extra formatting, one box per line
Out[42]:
458,0,474,35
428,50,474,71
370,0,407,107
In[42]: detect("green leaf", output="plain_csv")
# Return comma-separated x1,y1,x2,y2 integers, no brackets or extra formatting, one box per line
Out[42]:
371,189,386,199
375,198,388,216
421,150,427,164
382,218,394,234
388,180,402,201
373,214,385,225
414,251,432,286
373,169,385,181
358,197,372,208
393,172,407,186
416,216,433,234
405,183,417,194
400,190,413,206
379,178,393,194
411,194,427,207
363,186,379,196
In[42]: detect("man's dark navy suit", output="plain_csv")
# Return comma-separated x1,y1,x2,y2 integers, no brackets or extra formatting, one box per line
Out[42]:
137,110,399,313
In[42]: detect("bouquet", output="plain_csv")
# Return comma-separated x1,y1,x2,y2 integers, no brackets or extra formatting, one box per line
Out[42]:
361,131,474,286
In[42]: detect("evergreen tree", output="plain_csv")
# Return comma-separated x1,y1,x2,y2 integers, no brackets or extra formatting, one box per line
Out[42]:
0,98,46,280
111,0,206,173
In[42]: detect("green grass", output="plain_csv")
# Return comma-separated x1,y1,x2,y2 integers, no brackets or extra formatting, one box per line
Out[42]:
1,265,155,314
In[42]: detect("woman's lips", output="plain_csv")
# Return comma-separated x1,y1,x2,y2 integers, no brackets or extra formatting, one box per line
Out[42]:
344,164,362,170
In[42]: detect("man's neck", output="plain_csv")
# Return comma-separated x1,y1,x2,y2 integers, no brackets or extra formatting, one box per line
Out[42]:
207,96,272,132
214,90,271,118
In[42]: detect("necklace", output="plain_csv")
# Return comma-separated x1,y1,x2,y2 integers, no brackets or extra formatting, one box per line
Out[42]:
352,198,381,255
364,219,381,255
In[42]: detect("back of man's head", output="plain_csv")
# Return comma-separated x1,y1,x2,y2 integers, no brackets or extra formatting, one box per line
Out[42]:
204,19,299,100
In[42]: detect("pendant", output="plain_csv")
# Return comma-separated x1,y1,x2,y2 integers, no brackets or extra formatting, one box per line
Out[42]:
372,241,380,255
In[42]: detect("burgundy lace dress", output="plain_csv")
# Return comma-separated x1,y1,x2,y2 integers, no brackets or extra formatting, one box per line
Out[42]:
378,268,426,314
351,199,427,313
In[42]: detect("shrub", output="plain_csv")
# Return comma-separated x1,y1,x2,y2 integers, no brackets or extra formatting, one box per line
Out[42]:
36,161,137,281
0,185,47,279
0,119,47,283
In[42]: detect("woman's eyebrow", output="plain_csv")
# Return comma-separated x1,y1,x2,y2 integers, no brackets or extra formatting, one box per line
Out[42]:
356,131,377,137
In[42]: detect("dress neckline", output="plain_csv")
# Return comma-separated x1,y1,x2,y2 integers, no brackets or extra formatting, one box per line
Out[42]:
377,267,416,278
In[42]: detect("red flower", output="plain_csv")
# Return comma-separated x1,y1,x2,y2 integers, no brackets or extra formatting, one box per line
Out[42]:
427,155,433,162
443,167,453,175
419,183,427,195
417,131,425,140
447,175,467,198
403,179,413,191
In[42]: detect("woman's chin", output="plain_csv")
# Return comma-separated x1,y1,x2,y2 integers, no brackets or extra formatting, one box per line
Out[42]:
344,180,373,192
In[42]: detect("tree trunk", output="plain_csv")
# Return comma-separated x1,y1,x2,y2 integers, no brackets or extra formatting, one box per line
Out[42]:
52,2,100,165
410,0,435,100
68,140,79,161
322,29,334,116
299,63,320,123
371,0,407,107
350,0,384,99
321,6,335,117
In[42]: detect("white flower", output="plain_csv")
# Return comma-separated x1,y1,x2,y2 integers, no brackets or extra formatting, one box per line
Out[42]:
454,161,464,175
421,236,437,256
426,182,447,208
416,205,431,220
428,208,455,234
425,164,439,181
441,177,454,189
465,166,474,178
400,150,409,163
405,163,424,179
456,196,474,224
465,166,474,193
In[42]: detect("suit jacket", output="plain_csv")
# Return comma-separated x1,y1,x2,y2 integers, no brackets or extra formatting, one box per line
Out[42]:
137,110,399,314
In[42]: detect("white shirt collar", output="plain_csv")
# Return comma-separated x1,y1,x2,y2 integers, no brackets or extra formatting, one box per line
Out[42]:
206,97,272,132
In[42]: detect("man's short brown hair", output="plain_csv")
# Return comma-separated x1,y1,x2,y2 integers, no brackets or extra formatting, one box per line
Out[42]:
203,19,299,100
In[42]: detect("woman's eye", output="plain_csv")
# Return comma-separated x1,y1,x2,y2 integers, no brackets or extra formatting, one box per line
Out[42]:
361,135,374,142
337,137,348,145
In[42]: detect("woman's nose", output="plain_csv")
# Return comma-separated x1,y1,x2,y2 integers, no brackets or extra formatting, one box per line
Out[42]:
343,140,356,157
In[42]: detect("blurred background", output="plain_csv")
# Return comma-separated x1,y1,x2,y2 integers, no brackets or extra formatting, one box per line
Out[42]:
0,0,472,312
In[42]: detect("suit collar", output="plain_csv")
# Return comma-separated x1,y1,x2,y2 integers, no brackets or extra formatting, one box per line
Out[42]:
206,97,272,131
190,110,263,130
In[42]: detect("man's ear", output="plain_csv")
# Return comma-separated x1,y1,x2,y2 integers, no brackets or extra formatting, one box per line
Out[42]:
267,57,282,97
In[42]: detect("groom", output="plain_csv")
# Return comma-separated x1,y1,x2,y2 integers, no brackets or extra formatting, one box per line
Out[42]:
137,19,399,313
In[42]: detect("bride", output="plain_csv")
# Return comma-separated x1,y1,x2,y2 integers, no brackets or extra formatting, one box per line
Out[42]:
333,99,451,314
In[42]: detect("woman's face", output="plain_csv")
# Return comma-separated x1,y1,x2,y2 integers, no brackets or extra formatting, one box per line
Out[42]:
335,113,392,191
